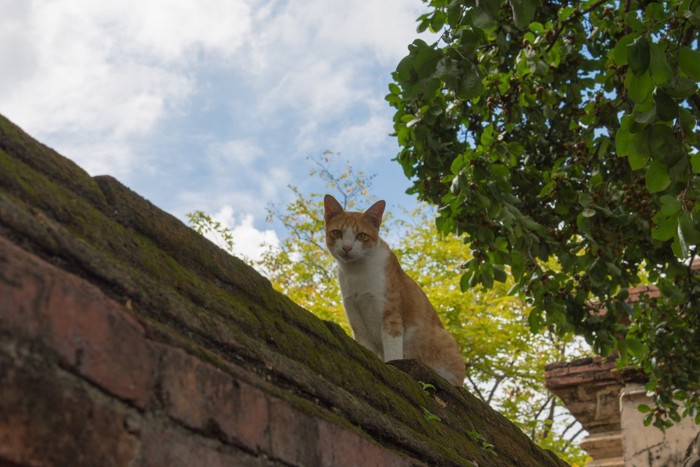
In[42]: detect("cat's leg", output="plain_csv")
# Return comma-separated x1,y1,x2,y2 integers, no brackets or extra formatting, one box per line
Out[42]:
381,307,404,362
420,328,465,386
353,324,383,357
348,312,385,358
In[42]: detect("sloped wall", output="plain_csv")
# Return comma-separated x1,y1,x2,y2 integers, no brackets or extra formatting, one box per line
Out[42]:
0,114,568,467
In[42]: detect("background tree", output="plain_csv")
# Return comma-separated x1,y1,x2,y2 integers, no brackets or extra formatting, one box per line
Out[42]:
387,0,700,429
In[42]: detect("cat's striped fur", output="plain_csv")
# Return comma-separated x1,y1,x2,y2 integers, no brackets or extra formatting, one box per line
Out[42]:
323,194,465,386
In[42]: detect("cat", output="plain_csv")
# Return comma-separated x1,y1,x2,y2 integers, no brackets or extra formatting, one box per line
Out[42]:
323,194,465,386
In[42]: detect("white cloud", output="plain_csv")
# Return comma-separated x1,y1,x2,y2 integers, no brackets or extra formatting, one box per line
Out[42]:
0,0,431,245
203,205,279,263
0,0,253,178
208,139,262,169
236,0,430,160
99,0,253,62
330,106,395,162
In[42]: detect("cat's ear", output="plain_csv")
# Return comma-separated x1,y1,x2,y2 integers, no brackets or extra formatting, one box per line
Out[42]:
363,200,385,229
324,194,344,223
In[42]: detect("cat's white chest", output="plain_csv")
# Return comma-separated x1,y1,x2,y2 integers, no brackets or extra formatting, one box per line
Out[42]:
336,246,389,355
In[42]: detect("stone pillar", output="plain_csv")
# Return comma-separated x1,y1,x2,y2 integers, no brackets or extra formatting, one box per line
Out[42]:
545,357,625,466
620,384,700,467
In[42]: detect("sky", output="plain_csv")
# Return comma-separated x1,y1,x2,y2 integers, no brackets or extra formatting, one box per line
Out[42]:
0,0,432,261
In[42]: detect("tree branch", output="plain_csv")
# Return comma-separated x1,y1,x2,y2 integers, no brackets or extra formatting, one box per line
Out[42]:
546,0,610,52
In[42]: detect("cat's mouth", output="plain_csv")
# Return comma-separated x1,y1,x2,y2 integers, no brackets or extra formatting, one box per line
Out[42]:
337,251,357,263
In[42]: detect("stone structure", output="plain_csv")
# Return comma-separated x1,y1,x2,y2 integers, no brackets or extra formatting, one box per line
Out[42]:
0,114,567,466
546,353,700,466
546,357,625,466
620,385,700,467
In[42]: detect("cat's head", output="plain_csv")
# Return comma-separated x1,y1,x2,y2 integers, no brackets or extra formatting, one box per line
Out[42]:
323,194,385,264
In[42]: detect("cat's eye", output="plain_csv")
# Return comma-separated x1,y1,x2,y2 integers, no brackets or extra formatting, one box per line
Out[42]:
356,232,369,241
330,230,343,239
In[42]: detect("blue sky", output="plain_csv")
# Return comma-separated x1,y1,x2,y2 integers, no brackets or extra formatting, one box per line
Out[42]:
0,0,432,260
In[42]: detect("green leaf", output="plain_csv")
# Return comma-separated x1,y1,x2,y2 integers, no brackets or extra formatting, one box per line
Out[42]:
627,36,650,75
613,34,637,66
627,338,645,357
528,308,544,333
653,88,678,121
511,250,525,279
471,0,498,30
430,10,446,32
458,63,484,100
652,215,677,241
638,403,652,413
649,43,673,85
624,11,645,32
460,270,474,292
633,105,657,124
666,77,698,99
646,161,670,193
414,43,442,79
582,207,596,218
509,0,536,30
493,264,507,283
578,192,593,207
679,46,700,80
678,212,700,245
692,153,700,174
649,124,683,162
421,406,442,422
625,70,653,103
628,131,650,170
396,55,415,83
658,195,681,217
615,115,635,157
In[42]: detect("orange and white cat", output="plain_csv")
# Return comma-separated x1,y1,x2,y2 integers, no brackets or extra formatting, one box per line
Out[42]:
323,194,465,386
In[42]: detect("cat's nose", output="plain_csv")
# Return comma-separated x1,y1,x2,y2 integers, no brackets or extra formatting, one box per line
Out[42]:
342,245,352,252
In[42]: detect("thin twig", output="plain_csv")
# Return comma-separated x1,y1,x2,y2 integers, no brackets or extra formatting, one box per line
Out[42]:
546,0,610,52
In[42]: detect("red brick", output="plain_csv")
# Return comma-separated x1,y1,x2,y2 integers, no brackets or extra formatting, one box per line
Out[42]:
269,397,320,466
317,419,421,467
158,346,270,452
0,236,154,408
0,352,137,467
140,422,273,467
236,380,271,452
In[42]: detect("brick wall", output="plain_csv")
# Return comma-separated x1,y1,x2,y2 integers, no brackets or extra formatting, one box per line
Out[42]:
1,236,416,466
0,113,567,466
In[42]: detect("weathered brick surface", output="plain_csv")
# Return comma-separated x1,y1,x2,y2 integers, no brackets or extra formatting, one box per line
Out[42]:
157,345,271,453
0,238,423,466
317,418,424,467
139,422,280,467
0,352,137,467
269,397,321,466
0,236,155,408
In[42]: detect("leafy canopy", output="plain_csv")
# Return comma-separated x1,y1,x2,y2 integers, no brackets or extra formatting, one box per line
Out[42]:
388,0,700,429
